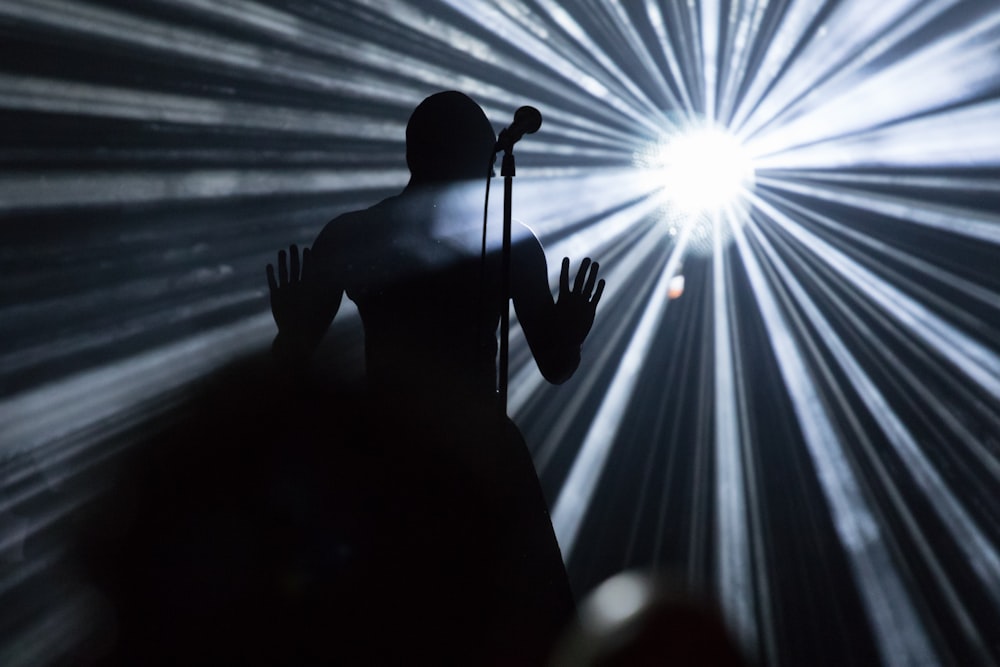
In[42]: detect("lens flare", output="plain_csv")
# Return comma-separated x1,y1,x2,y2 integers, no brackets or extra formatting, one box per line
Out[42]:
635,121,756,256
636,123,756,217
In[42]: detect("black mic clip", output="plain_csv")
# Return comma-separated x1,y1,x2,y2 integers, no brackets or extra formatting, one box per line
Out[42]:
494,105,542,154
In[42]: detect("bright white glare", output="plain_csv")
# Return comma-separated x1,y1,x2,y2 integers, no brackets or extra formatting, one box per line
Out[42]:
636,123,756,219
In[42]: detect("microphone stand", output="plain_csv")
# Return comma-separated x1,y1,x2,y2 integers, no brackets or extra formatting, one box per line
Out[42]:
498,148,516,417
489,106,541,418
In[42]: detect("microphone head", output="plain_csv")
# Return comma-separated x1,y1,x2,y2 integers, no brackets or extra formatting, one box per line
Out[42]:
514,106,542,134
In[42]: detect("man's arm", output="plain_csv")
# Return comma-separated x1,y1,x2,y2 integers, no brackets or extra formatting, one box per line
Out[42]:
266,242,344,367
511,226,604,384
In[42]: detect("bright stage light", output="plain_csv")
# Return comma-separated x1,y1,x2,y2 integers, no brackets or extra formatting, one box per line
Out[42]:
636,122,756,219
634,122,756,256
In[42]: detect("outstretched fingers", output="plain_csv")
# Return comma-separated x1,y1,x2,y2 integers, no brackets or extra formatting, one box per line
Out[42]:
573,257,592,294
562,257,605,303
583,260,600,298
267,245,311,291
301,246,313,281
277,248,288,287
289,244,300,284
266,260,277,291
592,278,606,307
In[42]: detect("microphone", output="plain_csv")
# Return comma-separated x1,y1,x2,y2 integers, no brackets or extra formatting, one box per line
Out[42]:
494,106,542,153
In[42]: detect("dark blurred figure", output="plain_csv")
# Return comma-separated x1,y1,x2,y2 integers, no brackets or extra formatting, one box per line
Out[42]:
550,571,749,667
78,354,561,665
73,357,336,665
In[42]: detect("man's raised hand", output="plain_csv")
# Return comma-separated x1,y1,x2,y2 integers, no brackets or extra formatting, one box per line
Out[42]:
555,256,605,348
266,244,341,362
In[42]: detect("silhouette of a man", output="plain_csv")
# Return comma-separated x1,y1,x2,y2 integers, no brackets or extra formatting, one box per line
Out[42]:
265,90,604,664
267,91,603,404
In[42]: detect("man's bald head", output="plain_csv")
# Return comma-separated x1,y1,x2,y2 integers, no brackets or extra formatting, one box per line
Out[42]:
406,91,496,185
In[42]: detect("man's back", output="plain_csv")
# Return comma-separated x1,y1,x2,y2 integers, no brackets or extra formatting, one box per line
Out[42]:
312,185,519,403
305,185,581,665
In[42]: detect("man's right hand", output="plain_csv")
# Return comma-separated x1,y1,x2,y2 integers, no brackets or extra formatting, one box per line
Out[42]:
266,244,342,363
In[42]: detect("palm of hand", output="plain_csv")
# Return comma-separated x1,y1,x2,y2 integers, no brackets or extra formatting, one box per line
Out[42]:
266,245,336,341
554,257,605,347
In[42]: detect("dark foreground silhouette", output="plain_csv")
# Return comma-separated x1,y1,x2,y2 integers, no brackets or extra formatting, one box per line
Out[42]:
77,356,572,665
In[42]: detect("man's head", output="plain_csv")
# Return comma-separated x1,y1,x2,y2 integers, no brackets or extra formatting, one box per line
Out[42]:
406,91,496,185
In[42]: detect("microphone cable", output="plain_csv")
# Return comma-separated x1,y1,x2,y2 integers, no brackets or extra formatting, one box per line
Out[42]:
478,152,499,400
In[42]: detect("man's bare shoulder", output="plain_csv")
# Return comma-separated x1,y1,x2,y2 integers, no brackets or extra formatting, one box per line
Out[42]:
512,219,542,245
511,219,547,266
312,197,397,259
